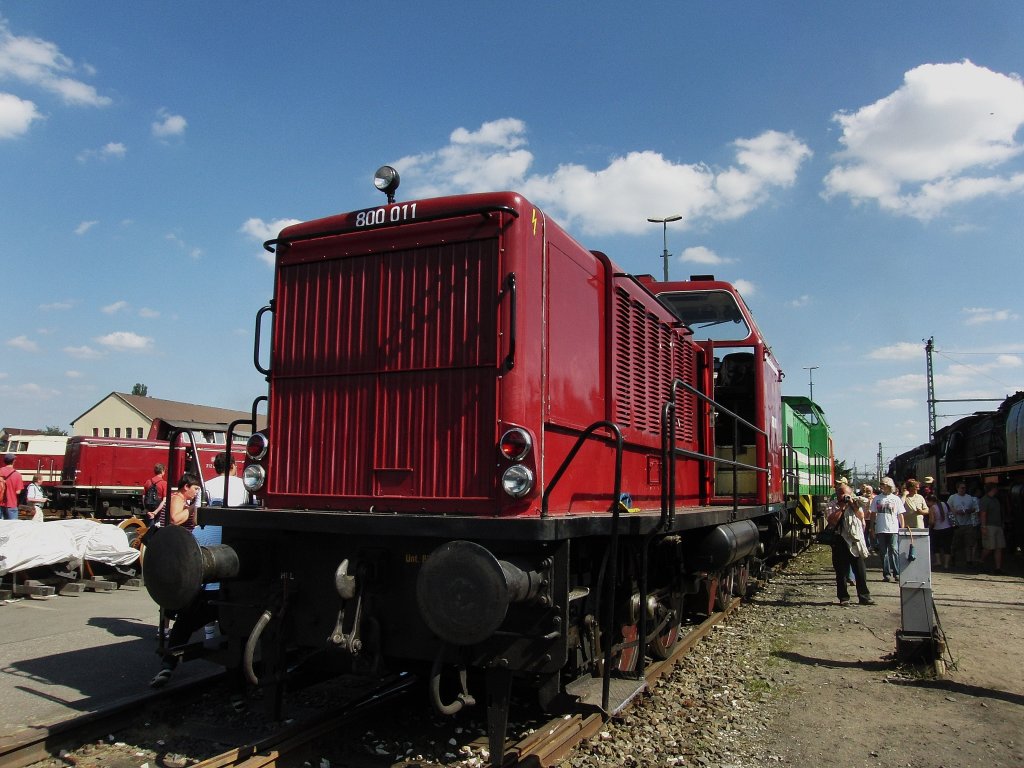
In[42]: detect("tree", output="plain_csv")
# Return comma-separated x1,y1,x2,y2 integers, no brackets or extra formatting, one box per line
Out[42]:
132,383,149,397
833,458,852,483
42,426,68,436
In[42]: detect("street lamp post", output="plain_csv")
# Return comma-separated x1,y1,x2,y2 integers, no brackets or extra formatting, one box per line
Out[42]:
803,365,819,404
648,215,682,282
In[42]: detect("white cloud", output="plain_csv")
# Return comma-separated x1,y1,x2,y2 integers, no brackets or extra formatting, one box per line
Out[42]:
962,307,1019,325
732,279,756,296
96,331,153,352
0,381,61,401
996,354,1023,368
876,373,925,394
680,246,731,265
788,294,811,308
64,344,103,359
867,341,923,360
40,300,74,311
879,398,918,409
0,91,42,138
165,232,203,260
102,300,129,314
393,118,811,236
74,220,98,235
65,370,83,379
6,334,38,352
77,142,126,162
0,17,111,107
395,118,533,197
152,108,186,138
240,217,304,266
138,307,160,318
824,60,1024,219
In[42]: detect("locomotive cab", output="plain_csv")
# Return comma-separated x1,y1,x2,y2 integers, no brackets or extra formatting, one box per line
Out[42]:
644,275,784,508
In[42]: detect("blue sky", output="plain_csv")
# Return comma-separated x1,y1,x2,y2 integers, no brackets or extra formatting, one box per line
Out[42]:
2,2,1023,473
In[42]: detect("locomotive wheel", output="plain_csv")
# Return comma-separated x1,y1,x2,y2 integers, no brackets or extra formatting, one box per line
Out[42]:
713,571,732,612
648,594,683,659
732,562,750,599
118,517,147,550
616,624,640,672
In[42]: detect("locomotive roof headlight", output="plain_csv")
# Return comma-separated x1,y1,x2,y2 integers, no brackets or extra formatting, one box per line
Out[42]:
373,165,400,203
498,428,532,461
242,464,266,492
501,465,534,499
246,433,268,461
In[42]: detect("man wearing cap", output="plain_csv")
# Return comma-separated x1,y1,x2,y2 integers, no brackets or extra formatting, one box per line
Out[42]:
1,453,25,520
870,477,906,581
921,475,935,498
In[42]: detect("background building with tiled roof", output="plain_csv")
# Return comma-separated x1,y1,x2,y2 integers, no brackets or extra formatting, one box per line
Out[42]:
70,392,264,439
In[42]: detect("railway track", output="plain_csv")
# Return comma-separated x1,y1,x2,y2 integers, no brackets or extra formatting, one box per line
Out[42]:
3,598,741,768
182,598,742,768
0,672,223,768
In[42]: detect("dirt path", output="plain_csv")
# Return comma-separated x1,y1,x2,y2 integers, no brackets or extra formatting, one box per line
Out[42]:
752,546,1024,767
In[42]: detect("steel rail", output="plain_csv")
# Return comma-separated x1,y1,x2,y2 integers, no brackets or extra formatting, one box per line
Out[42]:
0,672,223,768
506,596,743,767
188,672,416,768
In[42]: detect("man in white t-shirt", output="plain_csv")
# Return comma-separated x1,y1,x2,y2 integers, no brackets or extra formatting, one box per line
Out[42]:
870,477,906,581
948,481,980,568
205,453,249,507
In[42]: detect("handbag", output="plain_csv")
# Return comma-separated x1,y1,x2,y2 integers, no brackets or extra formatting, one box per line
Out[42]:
817,523,842,546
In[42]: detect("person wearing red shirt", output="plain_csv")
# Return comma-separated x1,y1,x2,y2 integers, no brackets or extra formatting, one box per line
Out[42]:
1,453,25,520
142,463,168,526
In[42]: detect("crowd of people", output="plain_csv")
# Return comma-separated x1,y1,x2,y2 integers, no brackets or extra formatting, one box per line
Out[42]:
825,474,1009,605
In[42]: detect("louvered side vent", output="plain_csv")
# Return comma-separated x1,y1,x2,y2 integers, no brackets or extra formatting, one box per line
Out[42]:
673,337,697,444
613,287,697,439
612,289,637,429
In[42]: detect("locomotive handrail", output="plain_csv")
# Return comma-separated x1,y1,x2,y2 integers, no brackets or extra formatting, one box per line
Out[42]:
664,377,768,520
254,302,273,377
499,272,517,372
221,404,263,508
538,420,624,715
781,443,800,498
262,204,520,253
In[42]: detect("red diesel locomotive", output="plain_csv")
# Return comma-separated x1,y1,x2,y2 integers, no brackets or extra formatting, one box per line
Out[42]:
145,168,790,761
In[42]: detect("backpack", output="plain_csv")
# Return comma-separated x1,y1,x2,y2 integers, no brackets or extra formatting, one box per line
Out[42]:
144,479,162,512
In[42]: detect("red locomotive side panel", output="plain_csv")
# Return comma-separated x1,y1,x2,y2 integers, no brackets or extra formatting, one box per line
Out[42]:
62,437,169,489
59,435,244,516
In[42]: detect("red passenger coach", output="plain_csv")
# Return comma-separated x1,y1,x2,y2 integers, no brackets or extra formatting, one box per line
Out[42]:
144,169,788,764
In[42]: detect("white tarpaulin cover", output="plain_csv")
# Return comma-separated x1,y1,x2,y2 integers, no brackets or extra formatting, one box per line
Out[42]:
0,519,140,576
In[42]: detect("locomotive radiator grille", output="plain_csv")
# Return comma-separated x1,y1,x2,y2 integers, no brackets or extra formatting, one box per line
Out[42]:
269,238,499,503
